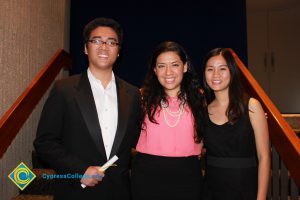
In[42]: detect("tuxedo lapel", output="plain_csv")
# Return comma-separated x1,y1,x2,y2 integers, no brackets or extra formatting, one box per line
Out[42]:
74,72,107,159
109,77,132,158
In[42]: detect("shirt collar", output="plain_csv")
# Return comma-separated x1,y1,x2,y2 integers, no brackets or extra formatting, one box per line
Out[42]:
87,68,115,89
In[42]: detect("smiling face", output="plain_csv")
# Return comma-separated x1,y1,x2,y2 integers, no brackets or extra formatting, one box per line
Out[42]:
205,54,231,94
84,26,119,72
154,51,187,97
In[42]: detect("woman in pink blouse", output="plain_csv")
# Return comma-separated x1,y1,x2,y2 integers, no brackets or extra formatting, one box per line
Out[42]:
131,41,206,200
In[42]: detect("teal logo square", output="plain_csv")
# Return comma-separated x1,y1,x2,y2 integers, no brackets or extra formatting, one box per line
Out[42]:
8,162,36,190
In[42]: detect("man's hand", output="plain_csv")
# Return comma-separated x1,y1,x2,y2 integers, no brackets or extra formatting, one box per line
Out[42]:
80,166,105,187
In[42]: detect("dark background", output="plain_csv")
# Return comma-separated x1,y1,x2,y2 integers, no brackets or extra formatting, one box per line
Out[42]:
70,0,247,87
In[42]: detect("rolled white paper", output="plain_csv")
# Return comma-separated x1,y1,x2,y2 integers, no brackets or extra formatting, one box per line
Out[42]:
81,155,119,188
100,155,118,171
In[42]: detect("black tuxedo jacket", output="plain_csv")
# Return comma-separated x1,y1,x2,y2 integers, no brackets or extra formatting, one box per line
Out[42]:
34,72,141,200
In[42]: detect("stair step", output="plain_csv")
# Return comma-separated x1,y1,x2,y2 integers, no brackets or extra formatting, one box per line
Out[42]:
282,114,300,137
11,195,53,200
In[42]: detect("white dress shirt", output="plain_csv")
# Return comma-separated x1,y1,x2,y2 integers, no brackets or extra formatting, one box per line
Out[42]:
87,69,118,159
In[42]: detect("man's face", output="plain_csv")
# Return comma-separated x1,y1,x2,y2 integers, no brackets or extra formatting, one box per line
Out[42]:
85,26,119,71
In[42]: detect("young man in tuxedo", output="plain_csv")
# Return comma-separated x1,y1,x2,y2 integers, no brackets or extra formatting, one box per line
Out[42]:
34,18,141,200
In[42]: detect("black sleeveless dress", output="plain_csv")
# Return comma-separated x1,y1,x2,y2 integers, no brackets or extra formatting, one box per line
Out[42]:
203,107,258,200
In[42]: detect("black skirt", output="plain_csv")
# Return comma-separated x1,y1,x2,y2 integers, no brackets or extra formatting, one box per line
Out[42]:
131,153,203,200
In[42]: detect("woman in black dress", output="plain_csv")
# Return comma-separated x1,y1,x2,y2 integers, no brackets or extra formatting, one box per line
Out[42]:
202,48,270,200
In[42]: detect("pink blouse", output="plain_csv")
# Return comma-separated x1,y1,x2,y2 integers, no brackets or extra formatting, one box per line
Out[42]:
136,97,201,157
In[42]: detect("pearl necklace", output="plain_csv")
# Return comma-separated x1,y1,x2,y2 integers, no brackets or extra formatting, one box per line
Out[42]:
161,100,185,127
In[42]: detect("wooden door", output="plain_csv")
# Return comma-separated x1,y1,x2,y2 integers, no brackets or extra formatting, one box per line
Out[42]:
247,6,300,113
268,6,300,113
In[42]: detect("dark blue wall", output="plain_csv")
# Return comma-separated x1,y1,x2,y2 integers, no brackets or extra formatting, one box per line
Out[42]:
70,0,247,87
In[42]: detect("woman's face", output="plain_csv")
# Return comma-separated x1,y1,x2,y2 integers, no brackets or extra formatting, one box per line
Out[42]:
154,51,187,97
205,54,231,93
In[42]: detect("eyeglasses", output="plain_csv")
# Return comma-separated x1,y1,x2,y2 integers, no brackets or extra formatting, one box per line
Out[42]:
88,39,119,47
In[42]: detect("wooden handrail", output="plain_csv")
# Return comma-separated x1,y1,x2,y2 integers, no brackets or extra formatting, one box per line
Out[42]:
230,49,300,187
0,49,72,159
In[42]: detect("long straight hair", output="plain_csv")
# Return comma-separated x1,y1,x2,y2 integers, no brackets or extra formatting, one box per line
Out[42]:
202,48,248,124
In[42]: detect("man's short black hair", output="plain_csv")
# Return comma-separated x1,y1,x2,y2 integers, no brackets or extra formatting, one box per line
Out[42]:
83,17,123,47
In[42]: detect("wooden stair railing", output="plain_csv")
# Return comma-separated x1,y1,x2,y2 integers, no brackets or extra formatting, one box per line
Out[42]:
230,49,300,188
0,49,72,159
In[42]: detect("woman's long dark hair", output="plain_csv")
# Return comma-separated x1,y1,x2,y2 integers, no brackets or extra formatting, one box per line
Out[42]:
141,41,206,142
202,48,248,124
